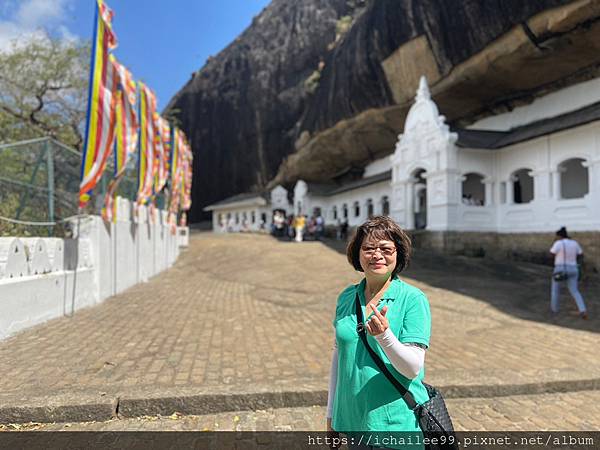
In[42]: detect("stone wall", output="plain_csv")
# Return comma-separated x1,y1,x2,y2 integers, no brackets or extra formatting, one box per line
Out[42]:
411,230,600,275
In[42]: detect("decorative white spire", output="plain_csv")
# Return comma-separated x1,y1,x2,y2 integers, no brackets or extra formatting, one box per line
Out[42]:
416,76,430,102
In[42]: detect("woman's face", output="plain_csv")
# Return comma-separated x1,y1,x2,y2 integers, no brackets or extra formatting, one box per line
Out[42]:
359,235,397,278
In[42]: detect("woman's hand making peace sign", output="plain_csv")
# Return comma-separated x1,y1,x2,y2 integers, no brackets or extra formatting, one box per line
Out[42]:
365,304,389,336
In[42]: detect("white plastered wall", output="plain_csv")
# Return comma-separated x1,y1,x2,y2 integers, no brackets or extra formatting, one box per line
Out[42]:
0,198,186,340
491,123,600,232
321,182,392,227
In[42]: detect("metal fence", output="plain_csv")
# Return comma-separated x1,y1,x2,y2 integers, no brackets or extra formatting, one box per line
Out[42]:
0,137,140,237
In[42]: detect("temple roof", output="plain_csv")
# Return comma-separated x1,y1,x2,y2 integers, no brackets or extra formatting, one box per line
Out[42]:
455,101,600,149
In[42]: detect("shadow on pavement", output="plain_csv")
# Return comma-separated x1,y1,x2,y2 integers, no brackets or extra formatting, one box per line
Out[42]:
318,237,600,333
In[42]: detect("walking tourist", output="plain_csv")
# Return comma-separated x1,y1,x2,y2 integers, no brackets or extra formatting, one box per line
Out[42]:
307,216,317,239
327,216,431,448
293,214,306,242
272,211,285,237
340,219,349,241
287,214,295,240
316,213,325,240
550,226,588,319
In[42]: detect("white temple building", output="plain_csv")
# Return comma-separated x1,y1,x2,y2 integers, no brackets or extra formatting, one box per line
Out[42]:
207,76,599,233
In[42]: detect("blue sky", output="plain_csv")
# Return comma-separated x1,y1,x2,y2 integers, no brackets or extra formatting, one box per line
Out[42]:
0,0,271,109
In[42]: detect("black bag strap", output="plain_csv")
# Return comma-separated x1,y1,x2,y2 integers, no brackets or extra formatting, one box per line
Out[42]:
354,292,419,411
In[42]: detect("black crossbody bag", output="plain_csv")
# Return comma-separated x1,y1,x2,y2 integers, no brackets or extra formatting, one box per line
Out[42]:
355,294,457,450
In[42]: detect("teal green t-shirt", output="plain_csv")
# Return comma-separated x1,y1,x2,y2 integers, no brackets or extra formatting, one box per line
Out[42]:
332,277,431,438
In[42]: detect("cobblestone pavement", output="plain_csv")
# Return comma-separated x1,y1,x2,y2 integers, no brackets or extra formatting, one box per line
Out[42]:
0,232,598,421
3,390,600,431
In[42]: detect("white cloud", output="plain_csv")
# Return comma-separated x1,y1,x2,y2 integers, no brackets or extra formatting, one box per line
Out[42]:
16,0,69,28
0,0,73,51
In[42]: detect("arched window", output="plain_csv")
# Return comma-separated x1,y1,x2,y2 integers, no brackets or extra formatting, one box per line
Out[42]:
462,173,485,206
235,212,240,224
512,168,534,204
342,204,348,219
332,206,338,220
381,196,390,215
366,199,374,217
251,211,256,223
559,158,589,199
353,201,360,218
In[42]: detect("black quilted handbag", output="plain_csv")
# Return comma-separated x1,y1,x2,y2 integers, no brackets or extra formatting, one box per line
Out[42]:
355,294,457,450
414,383,457,449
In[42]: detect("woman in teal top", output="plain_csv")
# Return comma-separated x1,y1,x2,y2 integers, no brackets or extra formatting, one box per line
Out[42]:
327,216,431,450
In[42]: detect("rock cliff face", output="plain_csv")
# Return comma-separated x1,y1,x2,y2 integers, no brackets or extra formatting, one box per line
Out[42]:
166,0,354,222
167,0,600,221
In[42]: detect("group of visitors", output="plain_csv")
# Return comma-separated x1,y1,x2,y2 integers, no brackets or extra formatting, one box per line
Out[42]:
461,194,483,206
271,212,326,241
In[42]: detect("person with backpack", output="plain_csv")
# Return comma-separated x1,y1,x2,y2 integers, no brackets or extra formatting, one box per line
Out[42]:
550,226,588,319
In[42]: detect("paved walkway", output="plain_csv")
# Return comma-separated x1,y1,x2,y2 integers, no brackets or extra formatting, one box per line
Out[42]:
0,232,598,426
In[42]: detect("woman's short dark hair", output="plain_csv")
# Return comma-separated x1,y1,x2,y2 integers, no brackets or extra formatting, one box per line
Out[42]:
346,216,412,278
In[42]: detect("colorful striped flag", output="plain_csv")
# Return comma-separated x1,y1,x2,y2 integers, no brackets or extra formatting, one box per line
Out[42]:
167,128,184,232
102,56,139,222
153,114,171,195
113,57,138,174
79,0,118,208
136,82,157,207
182,137,193,212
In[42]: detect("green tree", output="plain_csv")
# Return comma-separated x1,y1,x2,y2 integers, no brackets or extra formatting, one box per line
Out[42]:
0,35,90,150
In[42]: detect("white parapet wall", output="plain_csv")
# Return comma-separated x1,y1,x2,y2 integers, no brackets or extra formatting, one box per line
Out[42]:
0,197,189,341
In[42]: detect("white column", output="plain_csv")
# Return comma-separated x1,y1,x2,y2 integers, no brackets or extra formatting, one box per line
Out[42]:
483,178,493,206
507,176,515,204
530,169,551,200
406,180,415,230
458,175,466,203
551,169,562,200
211,212,216,232
581,160,593,196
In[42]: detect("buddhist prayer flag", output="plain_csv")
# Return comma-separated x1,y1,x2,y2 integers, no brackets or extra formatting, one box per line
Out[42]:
136,82,158,206
182,138,193,212
102,56,139,222
168,129,181,202
172,132,192,227
79,0,119,208
167,128,184,231
113,57,138,174
153,114,171,195
80,0,194,222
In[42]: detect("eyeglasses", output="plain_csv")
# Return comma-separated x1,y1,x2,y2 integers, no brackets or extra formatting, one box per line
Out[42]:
360,245,396,257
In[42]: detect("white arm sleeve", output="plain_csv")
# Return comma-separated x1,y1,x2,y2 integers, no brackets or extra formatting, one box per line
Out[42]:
326,341,338,419
374,328,425,379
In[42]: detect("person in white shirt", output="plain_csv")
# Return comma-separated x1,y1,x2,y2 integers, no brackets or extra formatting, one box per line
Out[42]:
549,226,587,319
